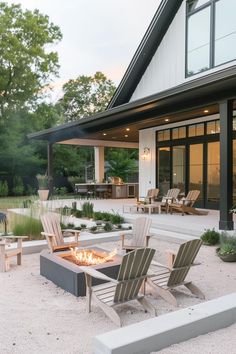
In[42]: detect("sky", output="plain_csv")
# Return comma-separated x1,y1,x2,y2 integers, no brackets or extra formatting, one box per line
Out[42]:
8,0,160,100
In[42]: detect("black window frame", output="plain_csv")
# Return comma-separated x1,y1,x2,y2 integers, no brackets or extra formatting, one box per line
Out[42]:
186,0,235,78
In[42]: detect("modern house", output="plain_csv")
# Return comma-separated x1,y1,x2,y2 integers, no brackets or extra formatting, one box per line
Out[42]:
29,0,236,230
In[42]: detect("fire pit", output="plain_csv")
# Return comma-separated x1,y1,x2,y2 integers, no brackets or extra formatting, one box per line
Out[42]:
40,246,121,296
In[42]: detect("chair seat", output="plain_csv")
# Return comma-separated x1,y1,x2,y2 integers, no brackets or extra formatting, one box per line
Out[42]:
149,270,170,289
93,282,117,306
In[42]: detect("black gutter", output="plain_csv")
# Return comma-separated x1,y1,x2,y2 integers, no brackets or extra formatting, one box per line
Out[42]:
108,0,183,108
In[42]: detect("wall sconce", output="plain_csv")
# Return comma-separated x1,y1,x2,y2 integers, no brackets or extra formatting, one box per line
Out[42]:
141,147,150,160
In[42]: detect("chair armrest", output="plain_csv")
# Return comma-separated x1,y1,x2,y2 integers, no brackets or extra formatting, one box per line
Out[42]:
166,249,177,268
62,229,80,242
41,232,55,238
120,232,133,248
79,266,118,283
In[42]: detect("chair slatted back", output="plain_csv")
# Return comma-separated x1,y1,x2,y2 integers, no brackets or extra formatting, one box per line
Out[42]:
41,213,64,246
146,189,159,203
167,239,202,286
130,217,152,247
114,248,155,303
166,188,180,200
185,190,200,207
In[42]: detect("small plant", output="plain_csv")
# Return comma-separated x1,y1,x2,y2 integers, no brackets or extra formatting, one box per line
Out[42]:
73,209,83,218
109,211,124,224
81,201,94,218
89,226,97,232
66,223,75,228
80,223,87,230
101,212,111,222
36,174,49,190
0,180,8,197
103,222,113,232
93,211,104,220
200,228,220,245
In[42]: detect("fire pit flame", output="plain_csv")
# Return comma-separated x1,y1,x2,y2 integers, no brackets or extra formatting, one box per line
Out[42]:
70,248,117,266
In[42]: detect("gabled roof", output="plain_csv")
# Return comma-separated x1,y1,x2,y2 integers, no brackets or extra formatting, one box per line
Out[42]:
108,0,183,108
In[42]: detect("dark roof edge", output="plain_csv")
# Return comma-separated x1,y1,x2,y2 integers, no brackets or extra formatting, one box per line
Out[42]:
108,0,183,108
28,65,236,141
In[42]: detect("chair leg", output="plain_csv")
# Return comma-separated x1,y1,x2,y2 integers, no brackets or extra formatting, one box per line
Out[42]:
184,282,205,300
147,279,178,306
137,297,156,316
85,274,92,313
0,244,6,272
94,297,122,326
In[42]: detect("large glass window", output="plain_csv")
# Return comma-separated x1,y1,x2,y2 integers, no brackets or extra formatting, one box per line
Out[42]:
233,140,236,204
187,6,210,75
187,0,236,77
172,146,185,193
215,0,236,66
189,144,203,200
158,147,170,196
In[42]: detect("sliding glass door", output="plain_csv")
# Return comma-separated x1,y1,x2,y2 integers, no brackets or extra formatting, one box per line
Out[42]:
158,147,170,195
172,146,185,193
189,143,204,205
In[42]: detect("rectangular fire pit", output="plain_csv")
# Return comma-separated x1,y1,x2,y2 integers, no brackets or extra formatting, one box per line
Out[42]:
40,246,121,296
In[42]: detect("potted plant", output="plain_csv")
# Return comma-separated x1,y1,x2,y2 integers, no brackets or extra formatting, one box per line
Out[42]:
36,174,49,201
217,231,236,262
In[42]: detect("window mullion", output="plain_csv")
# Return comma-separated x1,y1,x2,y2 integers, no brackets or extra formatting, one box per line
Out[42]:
210,0,215,68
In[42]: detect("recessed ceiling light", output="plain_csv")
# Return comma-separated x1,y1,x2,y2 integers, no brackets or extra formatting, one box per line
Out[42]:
125,135,128,138
165,118,169,122
126,128,130,131
103,133,107,136
204,110,209,113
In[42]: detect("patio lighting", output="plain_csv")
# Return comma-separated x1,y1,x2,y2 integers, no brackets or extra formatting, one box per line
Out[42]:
141,147,150,160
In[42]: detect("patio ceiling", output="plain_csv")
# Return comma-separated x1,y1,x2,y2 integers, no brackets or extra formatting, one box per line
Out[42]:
28,66,236,145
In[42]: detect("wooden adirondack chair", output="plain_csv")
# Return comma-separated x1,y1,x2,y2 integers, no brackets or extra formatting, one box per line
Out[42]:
120,217,152,252
147,239,205,306
80,247,156,326
169,190,208,215
160,188,180,213
145,188,159,204
40,212,80,253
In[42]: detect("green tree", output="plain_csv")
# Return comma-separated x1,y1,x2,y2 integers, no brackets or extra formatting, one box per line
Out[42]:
106,148,138,182
61,72,116,122
0,2,62,119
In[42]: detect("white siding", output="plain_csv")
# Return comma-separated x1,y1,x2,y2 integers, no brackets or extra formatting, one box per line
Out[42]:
139,129,156,198
131,1,236,102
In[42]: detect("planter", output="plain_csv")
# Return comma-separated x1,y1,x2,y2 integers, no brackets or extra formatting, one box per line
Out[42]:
216,248,236,262
38,189,49,201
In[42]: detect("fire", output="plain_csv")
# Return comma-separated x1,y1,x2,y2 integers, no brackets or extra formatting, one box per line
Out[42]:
70,248,117,266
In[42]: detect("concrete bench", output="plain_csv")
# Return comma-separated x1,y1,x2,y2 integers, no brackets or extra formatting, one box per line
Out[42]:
94,293,236,354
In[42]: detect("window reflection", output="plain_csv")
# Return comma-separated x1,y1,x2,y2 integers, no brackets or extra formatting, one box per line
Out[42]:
173,146,185,193
207,142,220,203
188,0,209,12
187,7,210,75
215,0,236,66
158,147,170,196
189,144,203,200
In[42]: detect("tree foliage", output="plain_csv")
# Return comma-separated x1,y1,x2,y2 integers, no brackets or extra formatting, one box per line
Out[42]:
0,2,62,119
61,71,116,122
105,148,138,182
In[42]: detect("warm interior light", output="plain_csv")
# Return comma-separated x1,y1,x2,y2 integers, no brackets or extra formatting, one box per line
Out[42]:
126,128,130,131
204,110,209,113
165,118,170,122
103,133,107,136
125,134,128,138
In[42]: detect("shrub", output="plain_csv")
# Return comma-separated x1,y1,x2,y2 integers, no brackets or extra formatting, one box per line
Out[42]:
101,212,111,221
109,211,124,224
80,223,87,230
73,209,83,218
12,176,24,196
103,222,113,232
0,180,8,197
54,187,68,196
13,215,43,240
81,201,94,218
200,228,220,245
25,184,36,196
89,226,97,232
93,211,104,220
66,223,75,228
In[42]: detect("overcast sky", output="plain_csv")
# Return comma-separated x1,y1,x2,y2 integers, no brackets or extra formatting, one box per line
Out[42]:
8,0,160,98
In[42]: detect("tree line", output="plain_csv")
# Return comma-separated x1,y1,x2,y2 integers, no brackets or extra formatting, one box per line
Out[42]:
0,3,138,196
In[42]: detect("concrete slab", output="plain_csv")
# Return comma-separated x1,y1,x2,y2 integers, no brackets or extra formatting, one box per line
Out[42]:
94,293,236,354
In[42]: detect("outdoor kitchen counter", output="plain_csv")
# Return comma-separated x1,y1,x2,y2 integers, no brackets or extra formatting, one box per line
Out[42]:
75,183,138,199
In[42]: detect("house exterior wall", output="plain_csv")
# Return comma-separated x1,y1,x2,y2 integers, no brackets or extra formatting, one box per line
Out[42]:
130,1,236,102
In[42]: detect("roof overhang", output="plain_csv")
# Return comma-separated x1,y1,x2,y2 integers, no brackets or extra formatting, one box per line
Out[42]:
28,66,236,144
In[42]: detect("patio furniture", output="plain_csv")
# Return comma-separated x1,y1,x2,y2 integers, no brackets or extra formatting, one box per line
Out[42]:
0,235,28,272
169,190,208,215
40,212,80,253
80,247,156,326
160,188,180,213
75,185,89,199
120,216,152,252
144,188,159,204
147,239,205,306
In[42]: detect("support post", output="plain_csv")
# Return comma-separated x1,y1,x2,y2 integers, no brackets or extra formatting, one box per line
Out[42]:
94,146,105,183
47,143,53,196
219,100,233,230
